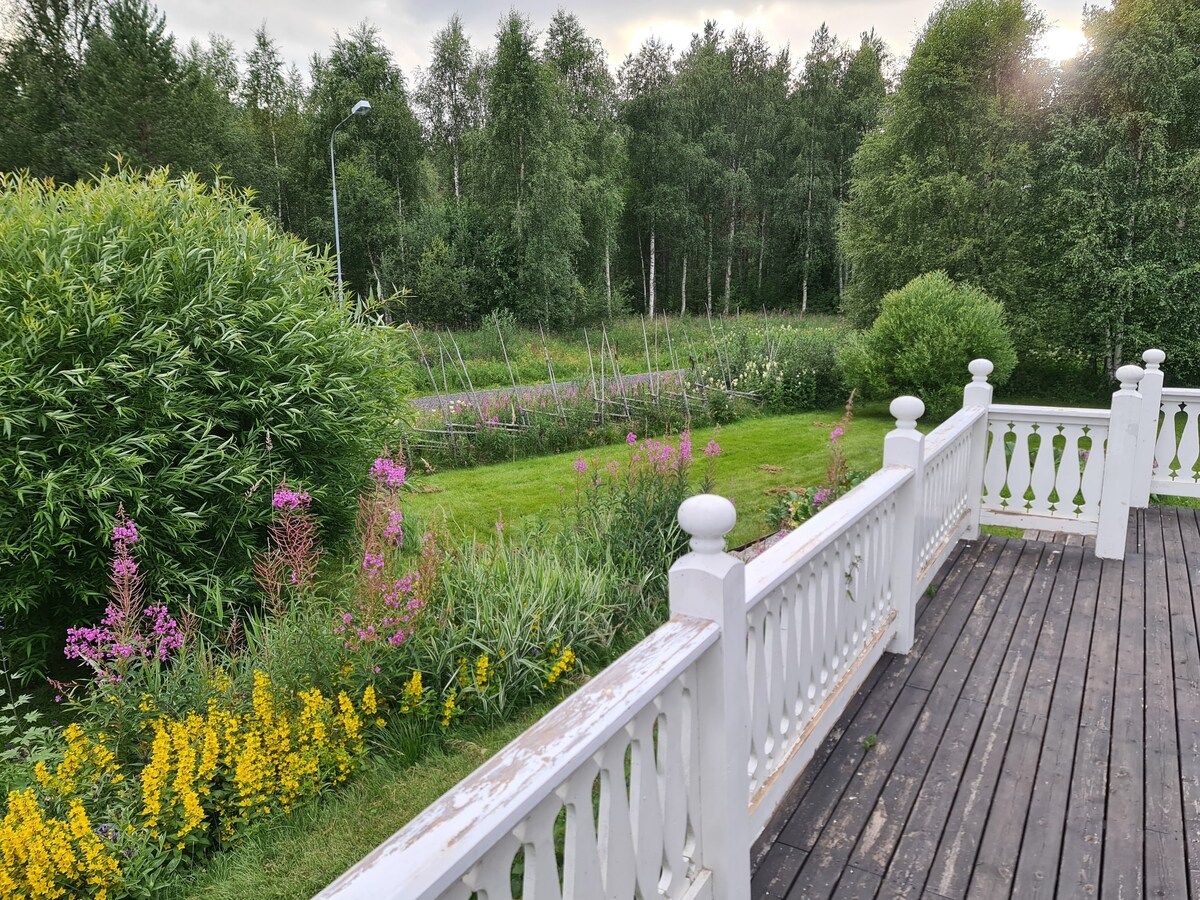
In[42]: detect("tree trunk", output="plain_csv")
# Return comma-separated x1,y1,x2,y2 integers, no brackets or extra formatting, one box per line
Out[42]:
757,208,766,296
680,253,688,315
802,142,816,316
269,119,282,222
397,185,406,274
837,161,845,301
723,198,735,315
452,145,461,206
638,226,647,307
706,216,713,316
517,133,525,209
604,239,613,318
649,227,657,319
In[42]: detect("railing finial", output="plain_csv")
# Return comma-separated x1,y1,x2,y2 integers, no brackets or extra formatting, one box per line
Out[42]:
678,494,737,554
890,395,925,431
1116,364,1145,394
968,358,994,383
1142,348,1166,371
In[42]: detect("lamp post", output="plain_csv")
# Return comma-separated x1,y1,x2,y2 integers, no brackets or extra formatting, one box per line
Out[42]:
330,99,371,308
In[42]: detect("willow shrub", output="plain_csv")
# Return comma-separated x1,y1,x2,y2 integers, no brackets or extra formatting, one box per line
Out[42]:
0,169,406,663
838,271,1017,421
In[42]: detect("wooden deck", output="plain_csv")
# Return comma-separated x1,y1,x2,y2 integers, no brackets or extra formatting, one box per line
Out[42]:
751,507,1200,899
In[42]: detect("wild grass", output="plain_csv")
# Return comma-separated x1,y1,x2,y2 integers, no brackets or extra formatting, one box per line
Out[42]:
411,312,844,393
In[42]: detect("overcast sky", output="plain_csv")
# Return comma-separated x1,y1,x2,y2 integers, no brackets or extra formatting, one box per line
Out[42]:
154,0,1100,79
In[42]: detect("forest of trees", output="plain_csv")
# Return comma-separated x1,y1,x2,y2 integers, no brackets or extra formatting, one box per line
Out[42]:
1,0,1197,376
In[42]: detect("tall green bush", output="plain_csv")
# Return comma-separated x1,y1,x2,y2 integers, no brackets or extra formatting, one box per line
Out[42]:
0,169,406,663
839,271,1017,420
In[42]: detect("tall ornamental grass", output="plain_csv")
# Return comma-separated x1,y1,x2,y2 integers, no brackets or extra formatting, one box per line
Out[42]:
0,169,407,667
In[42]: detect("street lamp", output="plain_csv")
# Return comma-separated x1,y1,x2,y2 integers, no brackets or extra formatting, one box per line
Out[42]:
330,99,372,308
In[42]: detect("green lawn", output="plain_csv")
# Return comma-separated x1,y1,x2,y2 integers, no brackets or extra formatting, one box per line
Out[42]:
406,407,893,549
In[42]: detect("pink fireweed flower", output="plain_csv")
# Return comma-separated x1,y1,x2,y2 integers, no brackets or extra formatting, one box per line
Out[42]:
111,520,138,545
573,458,588,474
679,431,693,463
272,487,312,510
830,426,844,445
626,432,637,446
384,509,404,546
704,440,722,458
370,457,407,489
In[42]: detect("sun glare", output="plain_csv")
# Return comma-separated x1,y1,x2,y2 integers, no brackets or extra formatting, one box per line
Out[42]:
1037,26,1087,63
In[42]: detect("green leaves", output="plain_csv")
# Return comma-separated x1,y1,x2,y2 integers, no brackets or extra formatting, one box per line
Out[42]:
840,271,1017,419
0,170,408,666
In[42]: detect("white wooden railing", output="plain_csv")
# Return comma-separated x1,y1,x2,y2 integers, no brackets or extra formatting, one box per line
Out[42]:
318,351,1193,900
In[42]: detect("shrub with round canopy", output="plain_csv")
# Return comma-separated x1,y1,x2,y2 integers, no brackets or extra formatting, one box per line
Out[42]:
839,270,1017,420
0,169,406,658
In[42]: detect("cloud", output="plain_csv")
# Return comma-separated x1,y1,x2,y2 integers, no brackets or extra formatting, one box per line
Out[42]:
151,0,1098,79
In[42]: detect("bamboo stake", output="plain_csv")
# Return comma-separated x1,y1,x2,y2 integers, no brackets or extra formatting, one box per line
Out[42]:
662,315,691,422
495,319,524,426
584,328,600,423
540,325,566,423
412,330,450,433
641,315,657,399
603,324,632,418
445,329,485,422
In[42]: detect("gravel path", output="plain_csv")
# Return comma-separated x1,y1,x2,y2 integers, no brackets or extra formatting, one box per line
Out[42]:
409,370,684,412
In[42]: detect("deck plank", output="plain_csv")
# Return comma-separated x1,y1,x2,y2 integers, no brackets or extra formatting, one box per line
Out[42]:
926,545,1061,899
1056,557,1124,897
1009,544,1101,899
1099,548,1146,898
882,543,1044,893
1171,508,1200,895
752,509,1200,900
1142,509,1190,899
965,546,1077,899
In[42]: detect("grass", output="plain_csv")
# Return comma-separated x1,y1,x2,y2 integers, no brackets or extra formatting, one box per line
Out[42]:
166,700,558,899
411,313,843,393
981,525,1025,539
406,407,893,550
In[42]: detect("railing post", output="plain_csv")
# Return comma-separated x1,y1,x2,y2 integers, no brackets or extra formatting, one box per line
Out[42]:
883,396,925,654
962,359,995,540
1096,365,1145,559
1131,349,1166,508
669,494,750,900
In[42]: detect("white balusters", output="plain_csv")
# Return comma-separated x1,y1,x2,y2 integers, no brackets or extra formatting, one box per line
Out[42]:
1177,403,1200,481
1152,384,1200,498
981,404,1111,531
740,467,906,837
920,402,985,587
1156,399,1183,480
